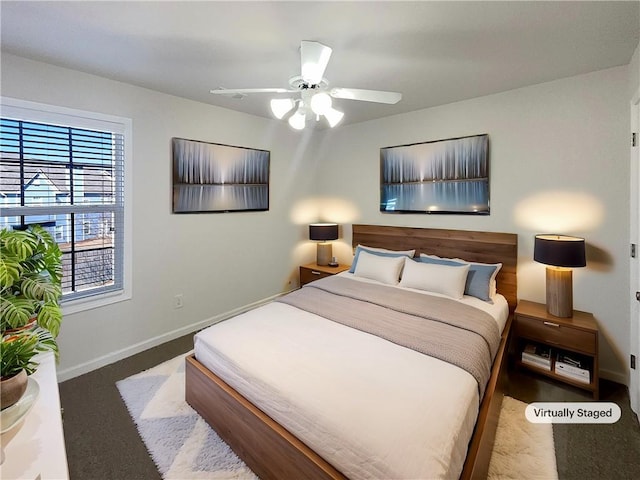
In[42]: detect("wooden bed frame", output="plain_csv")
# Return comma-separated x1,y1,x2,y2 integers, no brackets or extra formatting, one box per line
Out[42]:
186,225,518,480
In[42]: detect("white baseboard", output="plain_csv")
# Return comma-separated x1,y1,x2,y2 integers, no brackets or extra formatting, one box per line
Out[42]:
58,290,631,386
599,368,629,387
56,291,292,382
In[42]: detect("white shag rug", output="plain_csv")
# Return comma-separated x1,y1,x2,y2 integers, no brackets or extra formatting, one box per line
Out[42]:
489,395,558,480
117,353,558,480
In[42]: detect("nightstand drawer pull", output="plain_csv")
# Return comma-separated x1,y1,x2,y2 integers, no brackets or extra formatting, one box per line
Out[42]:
311,270,322,275
543,321,560,327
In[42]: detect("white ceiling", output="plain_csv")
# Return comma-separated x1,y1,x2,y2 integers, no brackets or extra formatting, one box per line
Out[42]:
1,1,638,127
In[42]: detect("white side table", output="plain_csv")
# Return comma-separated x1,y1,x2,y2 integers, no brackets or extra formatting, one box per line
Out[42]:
0,351,69,480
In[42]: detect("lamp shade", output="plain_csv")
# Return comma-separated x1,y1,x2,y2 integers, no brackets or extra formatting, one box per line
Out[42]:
534,235,586,268
309,223,338,241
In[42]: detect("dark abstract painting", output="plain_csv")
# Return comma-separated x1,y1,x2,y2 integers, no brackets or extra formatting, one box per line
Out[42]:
172,138,269,213
380,134,489,214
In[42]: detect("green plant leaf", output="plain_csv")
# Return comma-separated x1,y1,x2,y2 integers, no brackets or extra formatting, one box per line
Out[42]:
33,326,58,358
1,226,63,357
43,248,63,284
1,331,40,377
21,274,62,303
0,229,36,261
0,327,58,378
0,256,22,289
29,225,58,252
0,296,36,329
37,302,62,337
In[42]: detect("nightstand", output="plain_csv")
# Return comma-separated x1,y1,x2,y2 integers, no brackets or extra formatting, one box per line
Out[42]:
514,299,599,399
299,262,350,286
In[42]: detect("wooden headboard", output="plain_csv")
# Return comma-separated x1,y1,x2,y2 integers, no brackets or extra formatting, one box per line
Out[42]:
352,224,518,312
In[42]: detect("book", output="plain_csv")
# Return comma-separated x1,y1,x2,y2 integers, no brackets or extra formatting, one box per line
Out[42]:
522,343,551,358
522,350,552,362
521,356,552,371
555,366,590,384
555,352,590,381
557,352,588,370
523,343,551,359
555,361,590,376
521,343,552,369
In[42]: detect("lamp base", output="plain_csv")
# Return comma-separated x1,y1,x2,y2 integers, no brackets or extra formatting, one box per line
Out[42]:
316,243,332,266
546,267,573,317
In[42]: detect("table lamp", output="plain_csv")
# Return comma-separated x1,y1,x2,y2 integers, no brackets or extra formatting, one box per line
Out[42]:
534,234,586,317
309,223,338,266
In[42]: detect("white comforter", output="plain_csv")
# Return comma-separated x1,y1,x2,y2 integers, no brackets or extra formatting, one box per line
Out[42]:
194,275,508,479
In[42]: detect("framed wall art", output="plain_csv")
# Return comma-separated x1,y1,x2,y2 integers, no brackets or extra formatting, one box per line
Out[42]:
172,137,270,213
380,134,489,214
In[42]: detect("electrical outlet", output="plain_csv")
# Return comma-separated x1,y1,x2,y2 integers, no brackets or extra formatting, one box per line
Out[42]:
174,294,184,309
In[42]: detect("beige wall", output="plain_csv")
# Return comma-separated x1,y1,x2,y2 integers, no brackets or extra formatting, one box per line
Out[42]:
1,53,320,379
1,52,634,384
630,42,640,98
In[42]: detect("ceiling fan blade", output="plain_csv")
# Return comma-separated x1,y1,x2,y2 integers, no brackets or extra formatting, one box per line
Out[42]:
300,41,332,85
330,88,402,104
210,88,295,95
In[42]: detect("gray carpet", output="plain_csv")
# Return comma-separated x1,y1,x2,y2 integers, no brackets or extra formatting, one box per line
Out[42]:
60,334,194,480
59,333,640,480
508,369,640,480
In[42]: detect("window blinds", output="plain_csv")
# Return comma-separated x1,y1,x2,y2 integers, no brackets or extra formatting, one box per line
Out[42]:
0,117,125,301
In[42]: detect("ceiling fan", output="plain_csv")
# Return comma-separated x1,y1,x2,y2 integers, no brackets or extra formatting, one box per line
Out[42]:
210,41,402,130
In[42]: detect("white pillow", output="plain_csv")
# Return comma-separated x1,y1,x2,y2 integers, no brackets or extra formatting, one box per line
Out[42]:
349,244,416,273
400,257,470,299
419,253,501,301
353,250,405,285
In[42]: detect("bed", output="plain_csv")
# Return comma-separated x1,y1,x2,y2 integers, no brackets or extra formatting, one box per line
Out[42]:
185,224,518,480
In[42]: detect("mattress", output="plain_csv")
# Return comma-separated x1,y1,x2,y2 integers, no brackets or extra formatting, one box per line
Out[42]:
194,275,508,480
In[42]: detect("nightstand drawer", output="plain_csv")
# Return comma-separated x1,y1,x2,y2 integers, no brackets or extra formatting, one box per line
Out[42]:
300,267,333,285
515,316,596,354
299,263,350,286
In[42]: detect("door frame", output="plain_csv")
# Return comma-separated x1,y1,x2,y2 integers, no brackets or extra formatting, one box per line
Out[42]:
631,87,639,420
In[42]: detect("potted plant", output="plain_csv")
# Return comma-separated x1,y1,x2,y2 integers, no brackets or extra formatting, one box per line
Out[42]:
0,225,63,334
0,225,63,409
1,328,56,408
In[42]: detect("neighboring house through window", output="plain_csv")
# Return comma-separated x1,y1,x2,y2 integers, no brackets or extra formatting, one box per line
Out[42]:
0,98,132,312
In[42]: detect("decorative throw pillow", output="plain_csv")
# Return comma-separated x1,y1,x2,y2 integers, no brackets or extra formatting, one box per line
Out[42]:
454,258,502,300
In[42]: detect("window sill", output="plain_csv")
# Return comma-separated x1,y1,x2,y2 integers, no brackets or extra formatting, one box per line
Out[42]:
62,288,131,316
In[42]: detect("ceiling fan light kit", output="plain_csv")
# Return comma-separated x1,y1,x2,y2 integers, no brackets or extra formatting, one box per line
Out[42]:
323,106,344,128
210,41,402,131
310,92,332,115
288,104,307,130
270,98,296,119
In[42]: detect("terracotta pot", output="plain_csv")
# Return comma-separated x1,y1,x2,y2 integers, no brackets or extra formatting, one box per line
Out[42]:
1,369,28,410
3,316,37,336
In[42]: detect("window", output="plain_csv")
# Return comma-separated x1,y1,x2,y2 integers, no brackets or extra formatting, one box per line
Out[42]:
0,98,131,310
